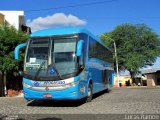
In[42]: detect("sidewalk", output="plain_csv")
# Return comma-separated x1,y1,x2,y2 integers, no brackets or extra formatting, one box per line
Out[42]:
15,93,24,97
126,86,159,88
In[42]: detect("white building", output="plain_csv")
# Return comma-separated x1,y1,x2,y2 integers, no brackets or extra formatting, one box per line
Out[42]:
0,11,25,30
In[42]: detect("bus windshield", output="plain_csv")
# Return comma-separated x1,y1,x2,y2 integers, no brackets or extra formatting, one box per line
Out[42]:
24,36,77,79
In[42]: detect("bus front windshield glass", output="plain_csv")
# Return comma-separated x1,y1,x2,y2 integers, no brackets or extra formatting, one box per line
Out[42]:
25,37,49,77
52,38,77,77
24,36,77,79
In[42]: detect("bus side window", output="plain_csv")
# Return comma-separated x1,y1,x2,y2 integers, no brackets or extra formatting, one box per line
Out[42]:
89,37,96,58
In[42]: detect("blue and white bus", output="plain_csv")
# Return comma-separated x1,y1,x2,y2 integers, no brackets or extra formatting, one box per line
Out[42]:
14,27,114,102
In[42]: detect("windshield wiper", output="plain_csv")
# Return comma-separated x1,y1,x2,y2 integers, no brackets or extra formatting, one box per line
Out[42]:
34,61,45,80
49,63,63,80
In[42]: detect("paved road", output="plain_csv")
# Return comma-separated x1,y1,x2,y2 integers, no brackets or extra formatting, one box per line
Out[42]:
0,88,160,119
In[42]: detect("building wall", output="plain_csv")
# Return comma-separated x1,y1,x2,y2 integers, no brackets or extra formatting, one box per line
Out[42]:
19,15,25,31
146,73,157,86
0,11,24,30
0,13,4,25
114,76,132,87
156,71,160,85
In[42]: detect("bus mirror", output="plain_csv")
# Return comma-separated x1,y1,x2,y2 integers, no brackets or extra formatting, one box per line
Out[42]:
76,40,84,56
14,43,27,60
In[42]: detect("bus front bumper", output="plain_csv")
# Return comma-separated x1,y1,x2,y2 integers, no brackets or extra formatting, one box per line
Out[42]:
23,83,87,100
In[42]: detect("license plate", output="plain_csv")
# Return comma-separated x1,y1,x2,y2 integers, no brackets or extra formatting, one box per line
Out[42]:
43,94,52,98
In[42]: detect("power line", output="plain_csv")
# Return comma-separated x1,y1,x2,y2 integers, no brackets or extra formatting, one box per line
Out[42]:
25,0,119,12
103,17,160,19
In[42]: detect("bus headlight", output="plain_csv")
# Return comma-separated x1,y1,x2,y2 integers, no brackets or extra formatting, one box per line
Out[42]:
23,82,31,88
70,80,80,87
63,80,80,89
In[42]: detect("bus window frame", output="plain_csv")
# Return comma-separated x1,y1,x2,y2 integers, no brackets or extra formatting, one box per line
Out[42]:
23,34,87,81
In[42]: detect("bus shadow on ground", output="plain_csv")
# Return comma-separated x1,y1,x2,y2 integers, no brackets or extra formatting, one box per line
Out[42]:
27,89,111,107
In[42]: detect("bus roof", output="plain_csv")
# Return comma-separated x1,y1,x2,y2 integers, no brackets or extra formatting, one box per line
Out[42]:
31,27,88,37
30,27,110,50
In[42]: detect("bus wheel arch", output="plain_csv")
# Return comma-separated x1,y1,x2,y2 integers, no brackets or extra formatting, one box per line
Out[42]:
85,79,93,102
89,79,92,86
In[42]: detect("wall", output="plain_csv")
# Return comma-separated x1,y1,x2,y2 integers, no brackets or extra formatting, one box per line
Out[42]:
0,11,24,30
114,76,132,87
19,15,25,31
156,71,160,85
0,14,4,25
146,73,157,86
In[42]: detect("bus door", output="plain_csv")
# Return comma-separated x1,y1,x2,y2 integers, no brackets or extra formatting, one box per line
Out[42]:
102,69,108,86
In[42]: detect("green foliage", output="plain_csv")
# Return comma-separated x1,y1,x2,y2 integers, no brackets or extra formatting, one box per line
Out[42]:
100,23,160,77
100,32,112,46
0,24,28,76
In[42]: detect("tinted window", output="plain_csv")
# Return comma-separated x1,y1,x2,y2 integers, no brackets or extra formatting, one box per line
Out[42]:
89,36,113,63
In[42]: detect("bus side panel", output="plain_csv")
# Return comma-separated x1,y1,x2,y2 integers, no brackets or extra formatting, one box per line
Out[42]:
106,69,114,88
87,58,106,94
111,71,114,87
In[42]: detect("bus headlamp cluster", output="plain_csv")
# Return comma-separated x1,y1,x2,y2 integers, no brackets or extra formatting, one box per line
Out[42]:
23,82,31,88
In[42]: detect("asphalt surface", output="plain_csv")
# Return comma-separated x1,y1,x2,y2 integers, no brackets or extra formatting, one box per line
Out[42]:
0,87,160,120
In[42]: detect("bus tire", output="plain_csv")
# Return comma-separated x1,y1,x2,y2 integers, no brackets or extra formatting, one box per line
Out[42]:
105,88,109,93
85,83,93,103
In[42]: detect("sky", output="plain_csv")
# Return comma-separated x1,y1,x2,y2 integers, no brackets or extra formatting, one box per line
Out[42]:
0,0,160,69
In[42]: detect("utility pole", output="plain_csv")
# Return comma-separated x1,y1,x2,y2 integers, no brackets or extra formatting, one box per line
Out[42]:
102,35,120,87
112,38,120,87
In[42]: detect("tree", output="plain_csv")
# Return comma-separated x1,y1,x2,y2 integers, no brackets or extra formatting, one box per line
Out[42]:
100,24,160,80
0,24,28,96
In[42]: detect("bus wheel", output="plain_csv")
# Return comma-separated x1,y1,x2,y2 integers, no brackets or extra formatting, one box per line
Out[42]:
85,83,93,102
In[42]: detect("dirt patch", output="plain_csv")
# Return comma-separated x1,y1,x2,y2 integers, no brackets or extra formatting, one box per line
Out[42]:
7,89,22,97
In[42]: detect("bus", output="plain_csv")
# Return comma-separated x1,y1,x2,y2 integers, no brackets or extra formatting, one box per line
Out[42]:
14,27,114,102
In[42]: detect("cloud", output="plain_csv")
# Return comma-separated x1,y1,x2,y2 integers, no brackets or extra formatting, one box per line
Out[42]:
26,13,87,32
